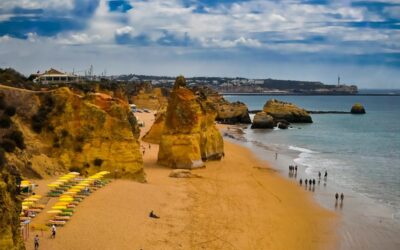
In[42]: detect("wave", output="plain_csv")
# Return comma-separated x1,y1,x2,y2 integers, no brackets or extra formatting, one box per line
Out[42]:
288,145,317,154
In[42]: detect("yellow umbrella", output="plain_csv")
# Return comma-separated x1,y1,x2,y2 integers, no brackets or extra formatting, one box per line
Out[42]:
22,201,33,206
47,183,60,188
59,198,73,202
54,202,70,206
47,210,62,214
52,205,66,210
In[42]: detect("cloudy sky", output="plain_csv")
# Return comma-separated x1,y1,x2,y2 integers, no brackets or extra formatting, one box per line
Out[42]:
0,0,399,88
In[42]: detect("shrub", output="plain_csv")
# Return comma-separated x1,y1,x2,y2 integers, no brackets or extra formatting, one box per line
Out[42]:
4,106,16,117
3,130,25,149
0,115,12,128
1,138,16,152
93,158,103,167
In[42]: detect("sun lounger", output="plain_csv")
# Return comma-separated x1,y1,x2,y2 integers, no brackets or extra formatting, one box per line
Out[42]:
54,216,71,221
48,220,66,226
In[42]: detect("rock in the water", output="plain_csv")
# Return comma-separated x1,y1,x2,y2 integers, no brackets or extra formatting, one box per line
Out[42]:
263,99,312,123
158,76,224,169
350,103,366,114
251,112,274,129
215,101,251,124
278,122,289,129
169,169,201,178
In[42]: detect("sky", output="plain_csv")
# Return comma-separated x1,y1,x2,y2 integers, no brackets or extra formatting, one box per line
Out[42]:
0,0,399,88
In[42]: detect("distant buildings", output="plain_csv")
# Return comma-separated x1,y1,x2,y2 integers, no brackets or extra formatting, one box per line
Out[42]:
33,68,78,84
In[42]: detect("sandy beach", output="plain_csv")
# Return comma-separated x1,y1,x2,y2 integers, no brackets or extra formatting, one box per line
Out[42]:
25,111,337,250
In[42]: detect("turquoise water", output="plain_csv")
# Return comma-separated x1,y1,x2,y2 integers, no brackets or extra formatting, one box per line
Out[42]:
224,95,400,220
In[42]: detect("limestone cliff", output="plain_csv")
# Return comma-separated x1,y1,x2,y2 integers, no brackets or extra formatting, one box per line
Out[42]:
263,99,312,123
142,108,166,144
157,77,224,169
131,87,168,110
0,85,144,181
192,86,251,124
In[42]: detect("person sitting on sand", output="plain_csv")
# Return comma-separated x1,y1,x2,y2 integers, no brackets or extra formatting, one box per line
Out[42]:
34,235,39,250
149,210,160,219
51,224,56,238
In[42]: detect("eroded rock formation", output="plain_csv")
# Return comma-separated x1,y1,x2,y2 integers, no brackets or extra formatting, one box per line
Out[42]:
157,76,224,169
263,99,312,123
131,87,168,110
0,85,144,181
251,112,274,129
350,103,366,114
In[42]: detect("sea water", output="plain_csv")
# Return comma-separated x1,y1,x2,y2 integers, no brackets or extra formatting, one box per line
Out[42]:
224,94,400,239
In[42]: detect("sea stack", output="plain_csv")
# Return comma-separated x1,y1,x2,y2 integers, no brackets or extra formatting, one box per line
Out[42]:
351,103,366,114
263,99,312,123
157,76,224,169
251,112,275,129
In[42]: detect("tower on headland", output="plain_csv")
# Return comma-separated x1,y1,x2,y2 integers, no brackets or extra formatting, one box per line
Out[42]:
337,75,341,87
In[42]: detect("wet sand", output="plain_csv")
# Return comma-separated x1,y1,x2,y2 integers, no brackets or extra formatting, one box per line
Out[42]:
25,112,337,250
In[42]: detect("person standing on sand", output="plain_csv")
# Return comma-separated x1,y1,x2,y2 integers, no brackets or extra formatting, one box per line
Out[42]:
318,171,321,179
340,193,344,203
305,179,308,186
34,235,39,250
335,193,339,201
51,224,56,238
295,165,298,172
299,178,303,186
275,152,278,160
324,171,328,179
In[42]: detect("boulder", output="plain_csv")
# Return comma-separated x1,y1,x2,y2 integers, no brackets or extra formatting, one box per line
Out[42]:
351,103,366,114
263,99,312,123
251,112,274,129
277,122,289,129
215,101,251,124
157,76,224,169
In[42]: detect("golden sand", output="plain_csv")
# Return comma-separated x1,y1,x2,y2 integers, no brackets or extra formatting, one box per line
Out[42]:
25,111,337,250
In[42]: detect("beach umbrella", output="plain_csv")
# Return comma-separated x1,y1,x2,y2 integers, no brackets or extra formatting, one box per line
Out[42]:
54,202,70,206
47,183,60,188
22,201,34,206
52,205,67,210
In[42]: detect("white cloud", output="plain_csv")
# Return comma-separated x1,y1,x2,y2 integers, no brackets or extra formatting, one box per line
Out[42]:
115,26,134,36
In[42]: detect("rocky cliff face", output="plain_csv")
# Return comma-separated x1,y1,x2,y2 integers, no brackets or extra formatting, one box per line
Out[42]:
0,85,144,181
191,86,251,124
157,77,224,169
263,99,312,123
142,108,166,144
131,87,168,110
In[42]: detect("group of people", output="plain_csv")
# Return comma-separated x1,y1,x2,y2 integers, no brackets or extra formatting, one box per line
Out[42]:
34,225,56,249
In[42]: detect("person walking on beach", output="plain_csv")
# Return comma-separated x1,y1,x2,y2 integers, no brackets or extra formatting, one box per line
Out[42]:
295,165,298,173
275,152,278,160
299,178,303,186
305,179,308,186
324,171,328,179
51,224,56,238
34,235,39,250
312,179,316,186
335,193,339,201
318,171,321,179
340,193,344,203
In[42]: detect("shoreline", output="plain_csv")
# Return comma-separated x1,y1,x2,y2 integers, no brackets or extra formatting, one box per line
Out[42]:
222,124,400,249
24,111,337,250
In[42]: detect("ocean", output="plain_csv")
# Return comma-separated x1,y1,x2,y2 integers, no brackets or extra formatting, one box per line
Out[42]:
224,94,400,249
